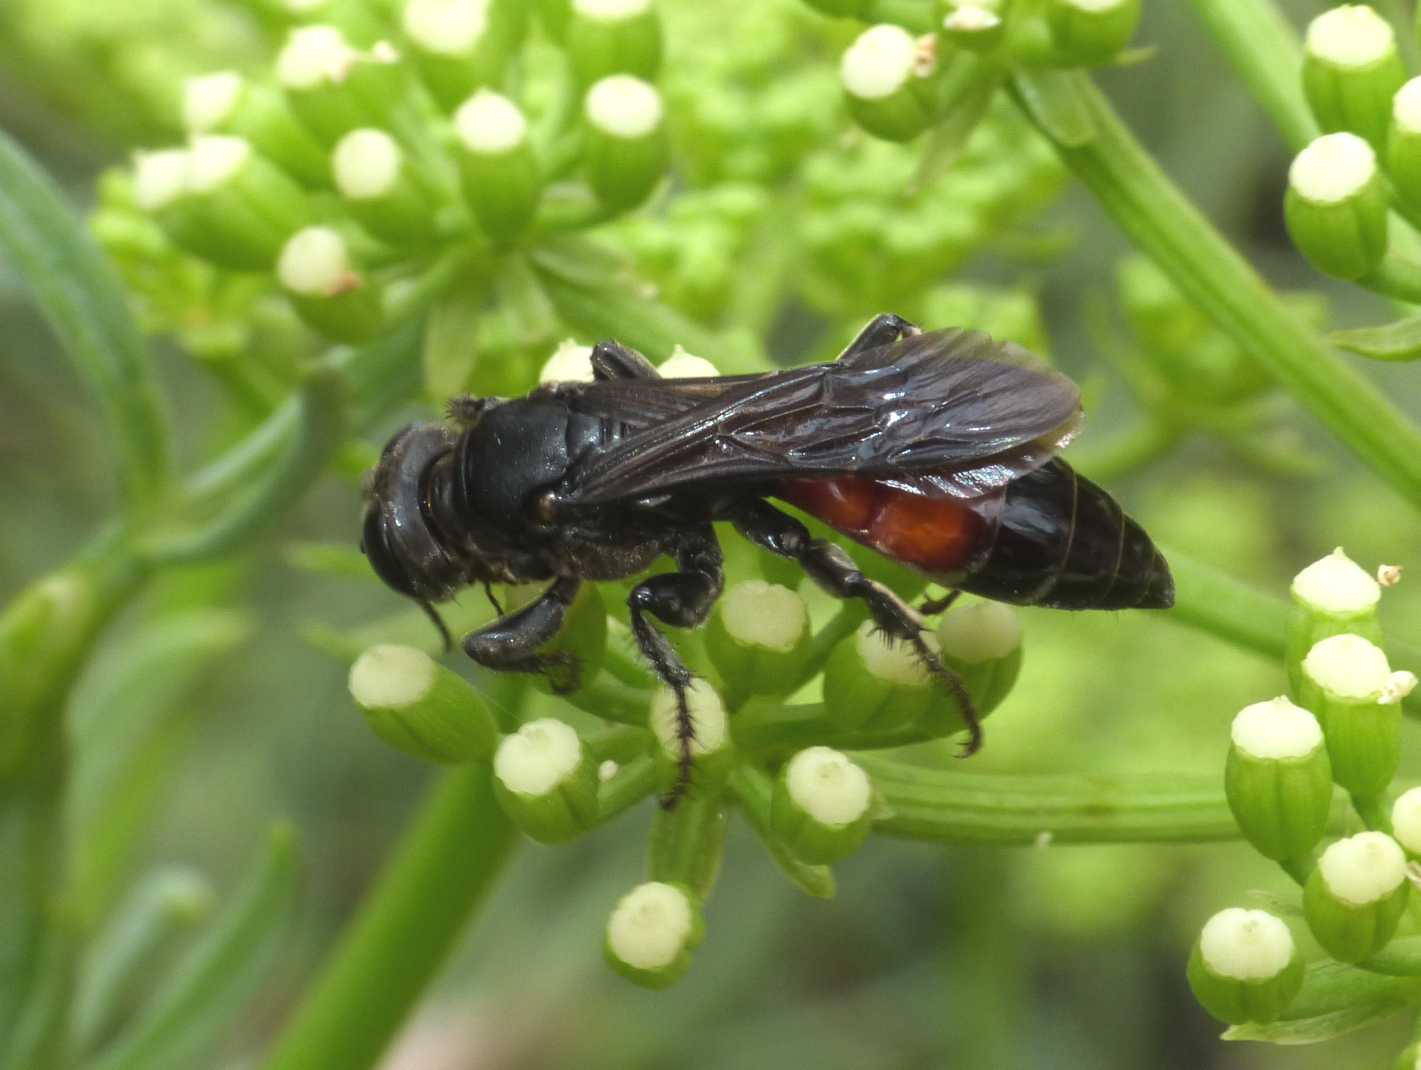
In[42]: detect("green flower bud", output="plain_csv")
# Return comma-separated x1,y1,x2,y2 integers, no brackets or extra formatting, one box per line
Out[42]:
276,26,406,146
565,0,663,85
770,747,875,863
935,600,1022,723
401,0,526,110
1287,547,1383,698
1224,697,1333,861
348,644,498,762
492,718,599,843
182,71,330,187
1045,0,1142,66
657,345,718,378
840,25,938,142
453,89,542,245
1303,5,1407,150
1303,831,1410,962
582,74,668,211
1299,633,1411,796
1390,787,1421,856
140,137,308,271
1387,78,1421,215
649,679,732,788
704,580,812,707
941,6,1005,53
822,621,942,733
604,881,704,988
1284,132,1389,280
332,128,439,246
1186,908,1303,1025
277,226,384,342
648,794,728,899
539,338,596,384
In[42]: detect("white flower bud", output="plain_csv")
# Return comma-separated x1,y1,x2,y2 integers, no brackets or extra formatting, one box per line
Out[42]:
657,345,718,378
277,25,359,89
649,681,728,759
936,602,1021,664
402,0,490,56
278,227,357,297
1306,5,1396,69
183,71,244,133
332,128,403,199
132,148,191,212
1318,831,1407,906
1303,633,1392,700
454,89,528,155
349,644,434,709
1230,697,1324,760
840,24,917,101
606,881,697,970
539,339,596,384
584,75,663,139
1292,547,1380,616
785,747,872,827
1289,132,1378,204
718,580,808,654
1198,908,1296,981
493,719,585,798
1391,787,1421,854
185,135,252,194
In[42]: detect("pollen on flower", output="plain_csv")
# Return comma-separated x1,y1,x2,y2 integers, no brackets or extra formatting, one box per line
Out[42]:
539,339,596,384
719,580,808,653
1381,670,1418,705
585,75,663,138
1377,563,1403,587
454,89,528,155
132,148,191,211
786,747,872,827
403,0,491,55
854,620,934,687
333,129,403,199
1292,546,1380,615
185,136,252,193
278,227,357,296
937,601,1020,664
840,25,917,101
182,71,244,133
1306,5,1396,68
1198,908,1295,980
606,882,694,970
1289,133,1377,204
1303,633,1392,701
493,719,584,797
649,680,727,758
657,345,718,378
1318,831,1407,905
1230,696,1323,761
1391,788,1421,853
277,25,359,88
349,644,436,709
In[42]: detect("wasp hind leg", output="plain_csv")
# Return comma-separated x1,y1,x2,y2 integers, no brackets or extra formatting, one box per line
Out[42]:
625,528,725,808
733,501,982,756
837,313,921,361
463,576,583,693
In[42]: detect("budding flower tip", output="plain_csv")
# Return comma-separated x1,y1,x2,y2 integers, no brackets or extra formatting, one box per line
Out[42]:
182,71,244,133
1306,4,1396,68
1395,78,1421,134
840,24,918,101
539,339,596,384
943,6,1001,33
786,747,872,827
1230,696,1322,760
403,0,491,56
133,147,192,211
937,601,1020,664
1391,787,1421,854
1303,632,1391,700
606,881,698,972
585,75,664,139
454,89,528,155
1198,908,1295,981
1289,133,1378,203
277,24,359,89
332,128,403,199
494,718,584,797
657,346,719,378
278,226,359,297
1292,546,1380,615
349,643,435,709
185,134,253,193
854,620,933,687
719,579,808,652
1319,830,1407,905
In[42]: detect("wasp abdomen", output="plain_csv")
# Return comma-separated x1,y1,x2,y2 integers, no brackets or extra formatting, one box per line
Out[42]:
957,460,1173,610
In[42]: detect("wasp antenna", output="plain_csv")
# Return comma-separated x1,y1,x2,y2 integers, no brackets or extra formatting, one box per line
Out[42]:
482,581,505,618
419,600,454,653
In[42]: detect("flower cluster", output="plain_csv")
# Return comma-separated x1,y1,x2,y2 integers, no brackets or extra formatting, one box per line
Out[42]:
1188,548,1419,1033
349,573,1023,987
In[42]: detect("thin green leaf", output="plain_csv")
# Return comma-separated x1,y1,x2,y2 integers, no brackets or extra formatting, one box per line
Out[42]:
1329,317,1421,362
90,824,301,1070
1222,1001,1409,1044
0,131,169,515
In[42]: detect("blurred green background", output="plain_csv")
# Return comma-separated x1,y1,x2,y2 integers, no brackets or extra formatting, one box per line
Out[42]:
4,1,1420,1067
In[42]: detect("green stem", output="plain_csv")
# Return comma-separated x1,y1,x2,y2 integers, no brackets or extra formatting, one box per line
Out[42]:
1352,792,1393,833
262,766,517,1070
1014,73,1421,511
1183,0,1318,152
1278,854,1314,887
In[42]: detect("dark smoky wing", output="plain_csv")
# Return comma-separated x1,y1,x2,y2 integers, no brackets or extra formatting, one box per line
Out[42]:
559,329,1082,506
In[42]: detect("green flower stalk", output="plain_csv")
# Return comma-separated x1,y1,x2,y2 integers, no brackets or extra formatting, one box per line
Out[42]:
453,89,541,245
770,746,876,863
277,225,384,341
1303,831,1410,963
1302,4,1406,150
1389,787,1421,857
331,128,441,246
1387,78,1421,216
564,0,663,86
840,25,939,142
1286,546,1382,698
347,644,499,763
1045,0,1142,66
181,71,330,187
582,74,669,211
1297,633,1411,797
703,580,812,708
1224,697,1333,864
401,0,523,110
1283,132,1389,281
604,881,704,988
1186,908,1303,1025
276,25,404,146
492,718,600,842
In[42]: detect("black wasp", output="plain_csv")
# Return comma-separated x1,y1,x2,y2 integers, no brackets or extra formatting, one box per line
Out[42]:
362,314,1173,804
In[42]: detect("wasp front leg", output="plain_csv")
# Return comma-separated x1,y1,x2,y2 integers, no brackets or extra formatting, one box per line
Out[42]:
734,500,981,756
625,528,724,808
463,575,583,692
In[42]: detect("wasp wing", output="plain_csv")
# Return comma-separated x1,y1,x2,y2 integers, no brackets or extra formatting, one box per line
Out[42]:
556,329,1082,506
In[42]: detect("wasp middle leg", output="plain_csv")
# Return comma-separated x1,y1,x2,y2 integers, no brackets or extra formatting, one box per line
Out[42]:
734,499,982,755
626,527,724,808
